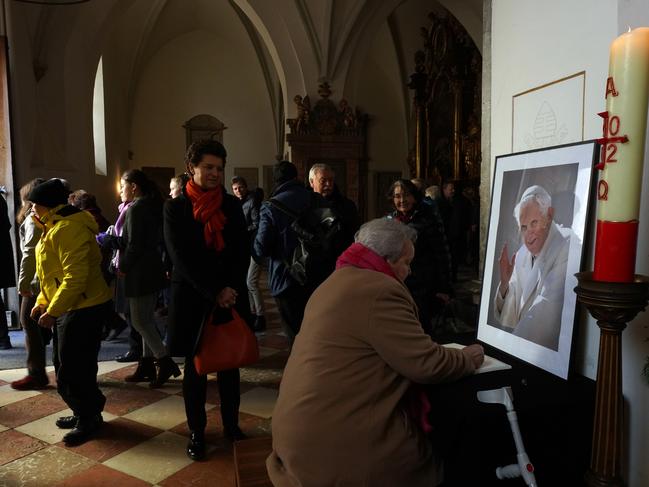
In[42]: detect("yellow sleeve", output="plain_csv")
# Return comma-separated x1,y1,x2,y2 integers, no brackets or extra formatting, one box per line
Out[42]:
46,222,91,317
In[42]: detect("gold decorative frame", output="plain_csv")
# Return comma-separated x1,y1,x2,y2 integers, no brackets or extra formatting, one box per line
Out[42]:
512,71,586,152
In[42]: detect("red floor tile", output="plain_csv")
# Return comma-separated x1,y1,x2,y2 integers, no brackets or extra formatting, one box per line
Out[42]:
170,407,225,444
102,383,168,416
257,334,289,350
59,417,163,463
159,447,236,487
100,364,138,381
0,429,48,466
54,463,151,487
256,351,290,369
0,392,67,428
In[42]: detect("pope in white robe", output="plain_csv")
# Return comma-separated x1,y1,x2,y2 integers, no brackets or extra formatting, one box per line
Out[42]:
494,185,570,351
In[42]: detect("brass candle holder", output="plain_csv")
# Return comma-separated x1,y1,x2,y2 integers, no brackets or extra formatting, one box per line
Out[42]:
574,271,649,487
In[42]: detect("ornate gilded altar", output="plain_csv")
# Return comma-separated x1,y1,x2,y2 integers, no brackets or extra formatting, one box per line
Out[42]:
287,82,368,217
408,11,482,185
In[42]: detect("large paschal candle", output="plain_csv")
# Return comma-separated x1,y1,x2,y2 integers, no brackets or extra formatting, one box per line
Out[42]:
594,27,649,282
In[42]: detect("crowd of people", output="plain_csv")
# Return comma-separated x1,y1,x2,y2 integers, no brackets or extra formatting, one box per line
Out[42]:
1,139,484,484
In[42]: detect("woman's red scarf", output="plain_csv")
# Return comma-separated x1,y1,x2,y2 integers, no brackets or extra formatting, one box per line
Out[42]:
185,179,227,252
336,241,433,434
336,242,397,279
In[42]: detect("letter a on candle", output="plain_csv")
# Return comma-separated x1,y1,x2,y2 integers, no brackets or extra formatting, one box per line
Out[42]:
605,77,619,98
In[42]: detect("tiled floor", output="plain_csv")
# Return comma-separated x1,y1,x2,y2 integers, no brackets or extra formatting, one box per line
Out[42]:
0,285,288,487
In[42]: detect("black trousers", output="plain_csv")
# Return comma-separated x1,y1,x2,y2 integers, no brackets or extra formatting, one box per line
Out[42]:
0,293,10,345
53,301,109,418
182,357,240,433
274,285,311,342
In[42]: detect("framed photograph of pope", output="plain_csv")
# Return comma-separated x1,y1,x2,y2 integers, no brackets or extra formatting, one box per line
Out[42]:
478,141,598,379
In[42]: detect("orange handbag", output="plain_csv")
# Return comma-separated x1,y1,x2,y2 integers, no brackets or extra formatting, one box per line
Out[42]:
194,308,260,375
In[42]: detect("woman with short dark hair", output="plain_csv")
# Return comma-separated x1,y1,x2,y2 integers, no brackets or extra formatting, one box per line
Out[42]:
164,139,251,460
388,179,453,336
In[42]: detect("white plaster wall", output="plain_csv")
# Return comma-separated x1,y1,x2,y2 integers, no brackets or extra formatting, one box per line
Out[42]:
355,22,408,219
492,1,649,484
130,29,276,191
617,3,649,484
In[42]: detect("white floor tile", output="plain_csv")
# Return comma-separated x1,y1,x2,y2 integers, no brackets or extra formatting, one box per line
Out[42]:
0,384,41,407
97,360,131,376
102,431,193,484
239,387,278,419
15,408,117,444
0,368,29,384
123,395,210,430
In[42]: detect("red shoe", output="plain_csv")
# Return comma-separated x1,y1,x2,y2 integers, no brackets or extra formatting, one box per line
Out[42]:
10,375,49,390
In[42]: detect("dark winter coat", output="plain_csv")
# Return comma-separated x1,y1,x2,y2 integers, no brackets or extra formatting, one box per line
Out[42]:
254,180,326,296
163,187,250,357
0,195,16,288
119,196,166,298
325,186,360,254
391,202,452,333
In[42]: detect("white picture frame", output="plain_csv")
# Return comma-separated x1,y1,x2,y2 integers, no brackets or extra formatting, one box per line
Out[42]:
478,141,598,379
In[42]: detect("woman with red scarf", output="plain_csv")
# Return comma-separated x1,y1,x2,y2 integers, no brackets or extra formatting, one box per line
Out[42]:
164,139,251,461
267,218,484,487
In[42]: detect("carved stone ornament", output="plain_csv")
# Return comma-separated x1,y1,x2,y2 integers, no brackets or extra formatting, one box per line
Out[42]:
287,82,367,137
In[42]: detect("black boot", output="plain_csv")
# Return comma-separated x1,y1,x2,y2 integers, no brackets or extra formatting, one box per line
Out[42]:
224,425,248,442
253,315,266,332
186,431,206,461
56,415,79,429
149,356,181,388
124,357,156,383
63,414,103,446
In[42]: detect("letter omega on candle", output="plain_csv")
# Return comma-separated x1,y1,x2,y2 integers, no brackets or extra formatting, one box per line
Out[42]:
594,27,649,282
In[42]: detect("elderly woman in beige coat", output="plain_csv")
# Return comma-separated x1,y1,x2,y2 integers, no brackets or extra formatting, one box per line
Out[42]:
267,218,484,487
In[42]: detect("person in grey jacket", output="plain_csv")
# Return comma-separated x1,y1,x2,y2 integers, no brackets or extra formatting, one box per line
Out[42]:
11,178,49,390
232,176,265,332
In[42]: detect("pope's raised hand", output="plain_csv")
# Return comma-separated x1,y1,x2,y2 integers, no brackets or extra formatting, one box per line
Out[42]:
498,243,516,296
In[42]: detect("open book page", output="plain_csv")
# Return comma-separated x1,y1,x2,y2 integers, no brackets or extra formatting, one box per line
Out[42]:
442,342,512,375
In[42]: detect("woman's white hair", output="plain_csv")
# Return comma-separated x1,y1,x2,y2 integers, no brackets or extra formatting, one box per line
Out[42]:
513,185,552,226
355,218,417,262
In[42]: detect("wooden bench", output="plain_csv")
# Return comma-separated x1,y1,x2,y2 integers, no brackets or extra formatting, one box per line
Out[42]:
234,436,274,487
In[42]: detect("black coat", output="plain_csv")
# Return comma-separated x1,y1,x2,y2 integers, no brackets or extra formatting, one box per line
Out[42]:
391,202,452,333
119,196,166,298
163,188,250,357
325,186,360,253
0,195,16,288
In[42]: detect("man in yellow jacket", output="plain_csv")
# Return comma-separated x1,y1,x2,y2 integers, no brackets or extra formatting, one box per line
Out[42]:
27,178,112,446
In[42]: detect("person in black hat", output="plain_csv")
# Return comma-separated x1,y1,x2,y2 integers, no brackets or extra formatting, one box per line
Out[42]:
254,161,326,343
28,178,113,446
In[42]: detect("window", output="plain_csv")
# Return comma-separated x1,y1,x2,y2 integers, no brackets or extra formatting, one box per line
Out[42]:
93,57,107,176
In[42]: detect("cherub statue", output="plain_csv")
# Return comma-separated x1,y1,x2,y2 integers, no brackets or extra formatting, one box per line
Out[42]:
339,99,356,132
294,94,311,134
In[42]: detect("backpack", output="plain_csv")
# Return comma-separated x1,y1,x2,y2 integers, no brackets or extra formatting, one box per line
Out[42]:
269,194,343,288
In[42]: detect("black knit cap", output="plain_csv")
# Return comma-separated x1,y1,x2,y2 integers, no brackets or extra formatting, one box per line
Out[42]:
27,178,69,208
273,160,297,185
